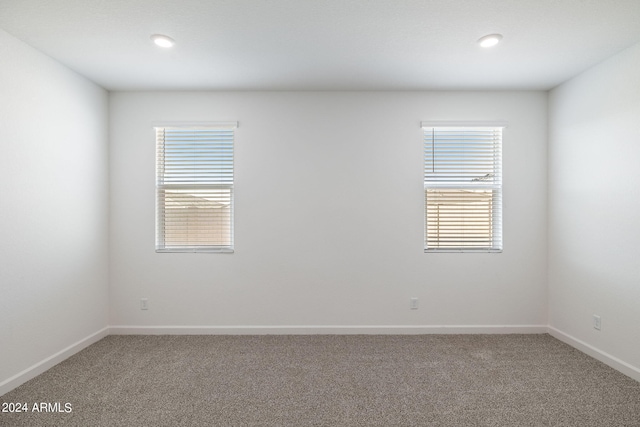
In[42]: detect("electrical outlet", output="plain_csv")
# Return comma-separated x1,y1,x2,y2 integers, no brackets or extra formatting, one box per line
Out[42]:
410,297,419,310
140,298,149,310
593,314,601,330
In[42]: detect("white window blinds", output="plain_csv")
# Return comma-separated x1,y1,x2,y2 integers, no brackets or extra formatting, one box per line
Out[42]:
155,123,237,253
422,123,504,252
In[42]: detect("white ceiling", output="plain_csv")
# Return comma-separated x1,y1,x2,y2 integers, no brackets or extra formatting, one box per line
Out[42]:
2,0,640,91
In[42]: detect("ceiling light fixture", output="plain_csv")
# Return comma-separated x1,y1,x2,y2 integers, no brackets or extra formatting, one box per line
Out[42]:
478,34,503,48
151,34,175,48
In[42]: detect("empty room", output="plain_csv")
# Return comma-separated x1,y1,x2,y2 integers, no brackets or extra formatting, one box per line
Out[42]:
1,0,640,425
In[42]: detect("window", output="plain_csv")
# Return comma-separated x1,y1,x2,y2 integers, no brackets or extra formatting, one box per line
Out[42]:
422,122,505,252
155,123,237,253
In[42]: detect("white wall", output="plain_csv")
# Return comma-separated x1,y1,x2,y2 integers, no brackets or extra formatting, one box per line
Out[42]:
0,29,109,390
109,91,547,330
548,42,640,373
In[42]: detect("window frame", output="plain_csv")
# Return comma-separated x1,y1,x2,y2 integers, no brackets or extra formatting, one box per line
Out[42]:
154,121,237,253
422,121,506,253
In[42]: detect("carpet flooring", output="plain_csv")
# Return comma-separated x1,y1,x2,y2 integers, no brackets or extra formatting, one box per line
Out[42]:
1,334,639,426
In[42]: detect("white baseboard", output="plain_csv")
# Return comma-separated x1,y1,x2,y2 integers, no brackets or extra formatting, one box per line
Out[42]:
3,325,637,398
0,327,109,397
109,324,548,335
548,326,640,382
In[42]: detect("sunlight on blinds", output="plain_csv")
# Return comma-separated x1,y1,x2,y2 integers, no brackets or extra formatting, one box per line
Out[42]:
423,125,503,252
155,124,236,252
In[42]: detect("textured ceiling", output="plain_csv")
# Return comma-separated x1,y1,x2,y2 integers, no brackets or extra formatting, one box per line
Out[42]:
1,0,640,91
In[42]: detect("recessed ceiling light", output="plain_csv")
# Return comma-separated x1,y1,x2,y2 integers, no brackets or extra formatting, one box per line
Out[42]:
151,34,175,48
478,34,503,48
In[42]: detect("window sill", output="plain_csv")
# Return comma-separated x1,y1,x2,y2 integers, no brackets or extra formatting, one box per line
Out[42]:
424,248,502,253
156,248,234,254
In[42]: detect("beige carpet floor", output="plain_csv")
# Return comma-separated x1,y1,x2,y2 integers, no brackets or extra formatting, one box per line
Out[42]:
1,334,639,426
